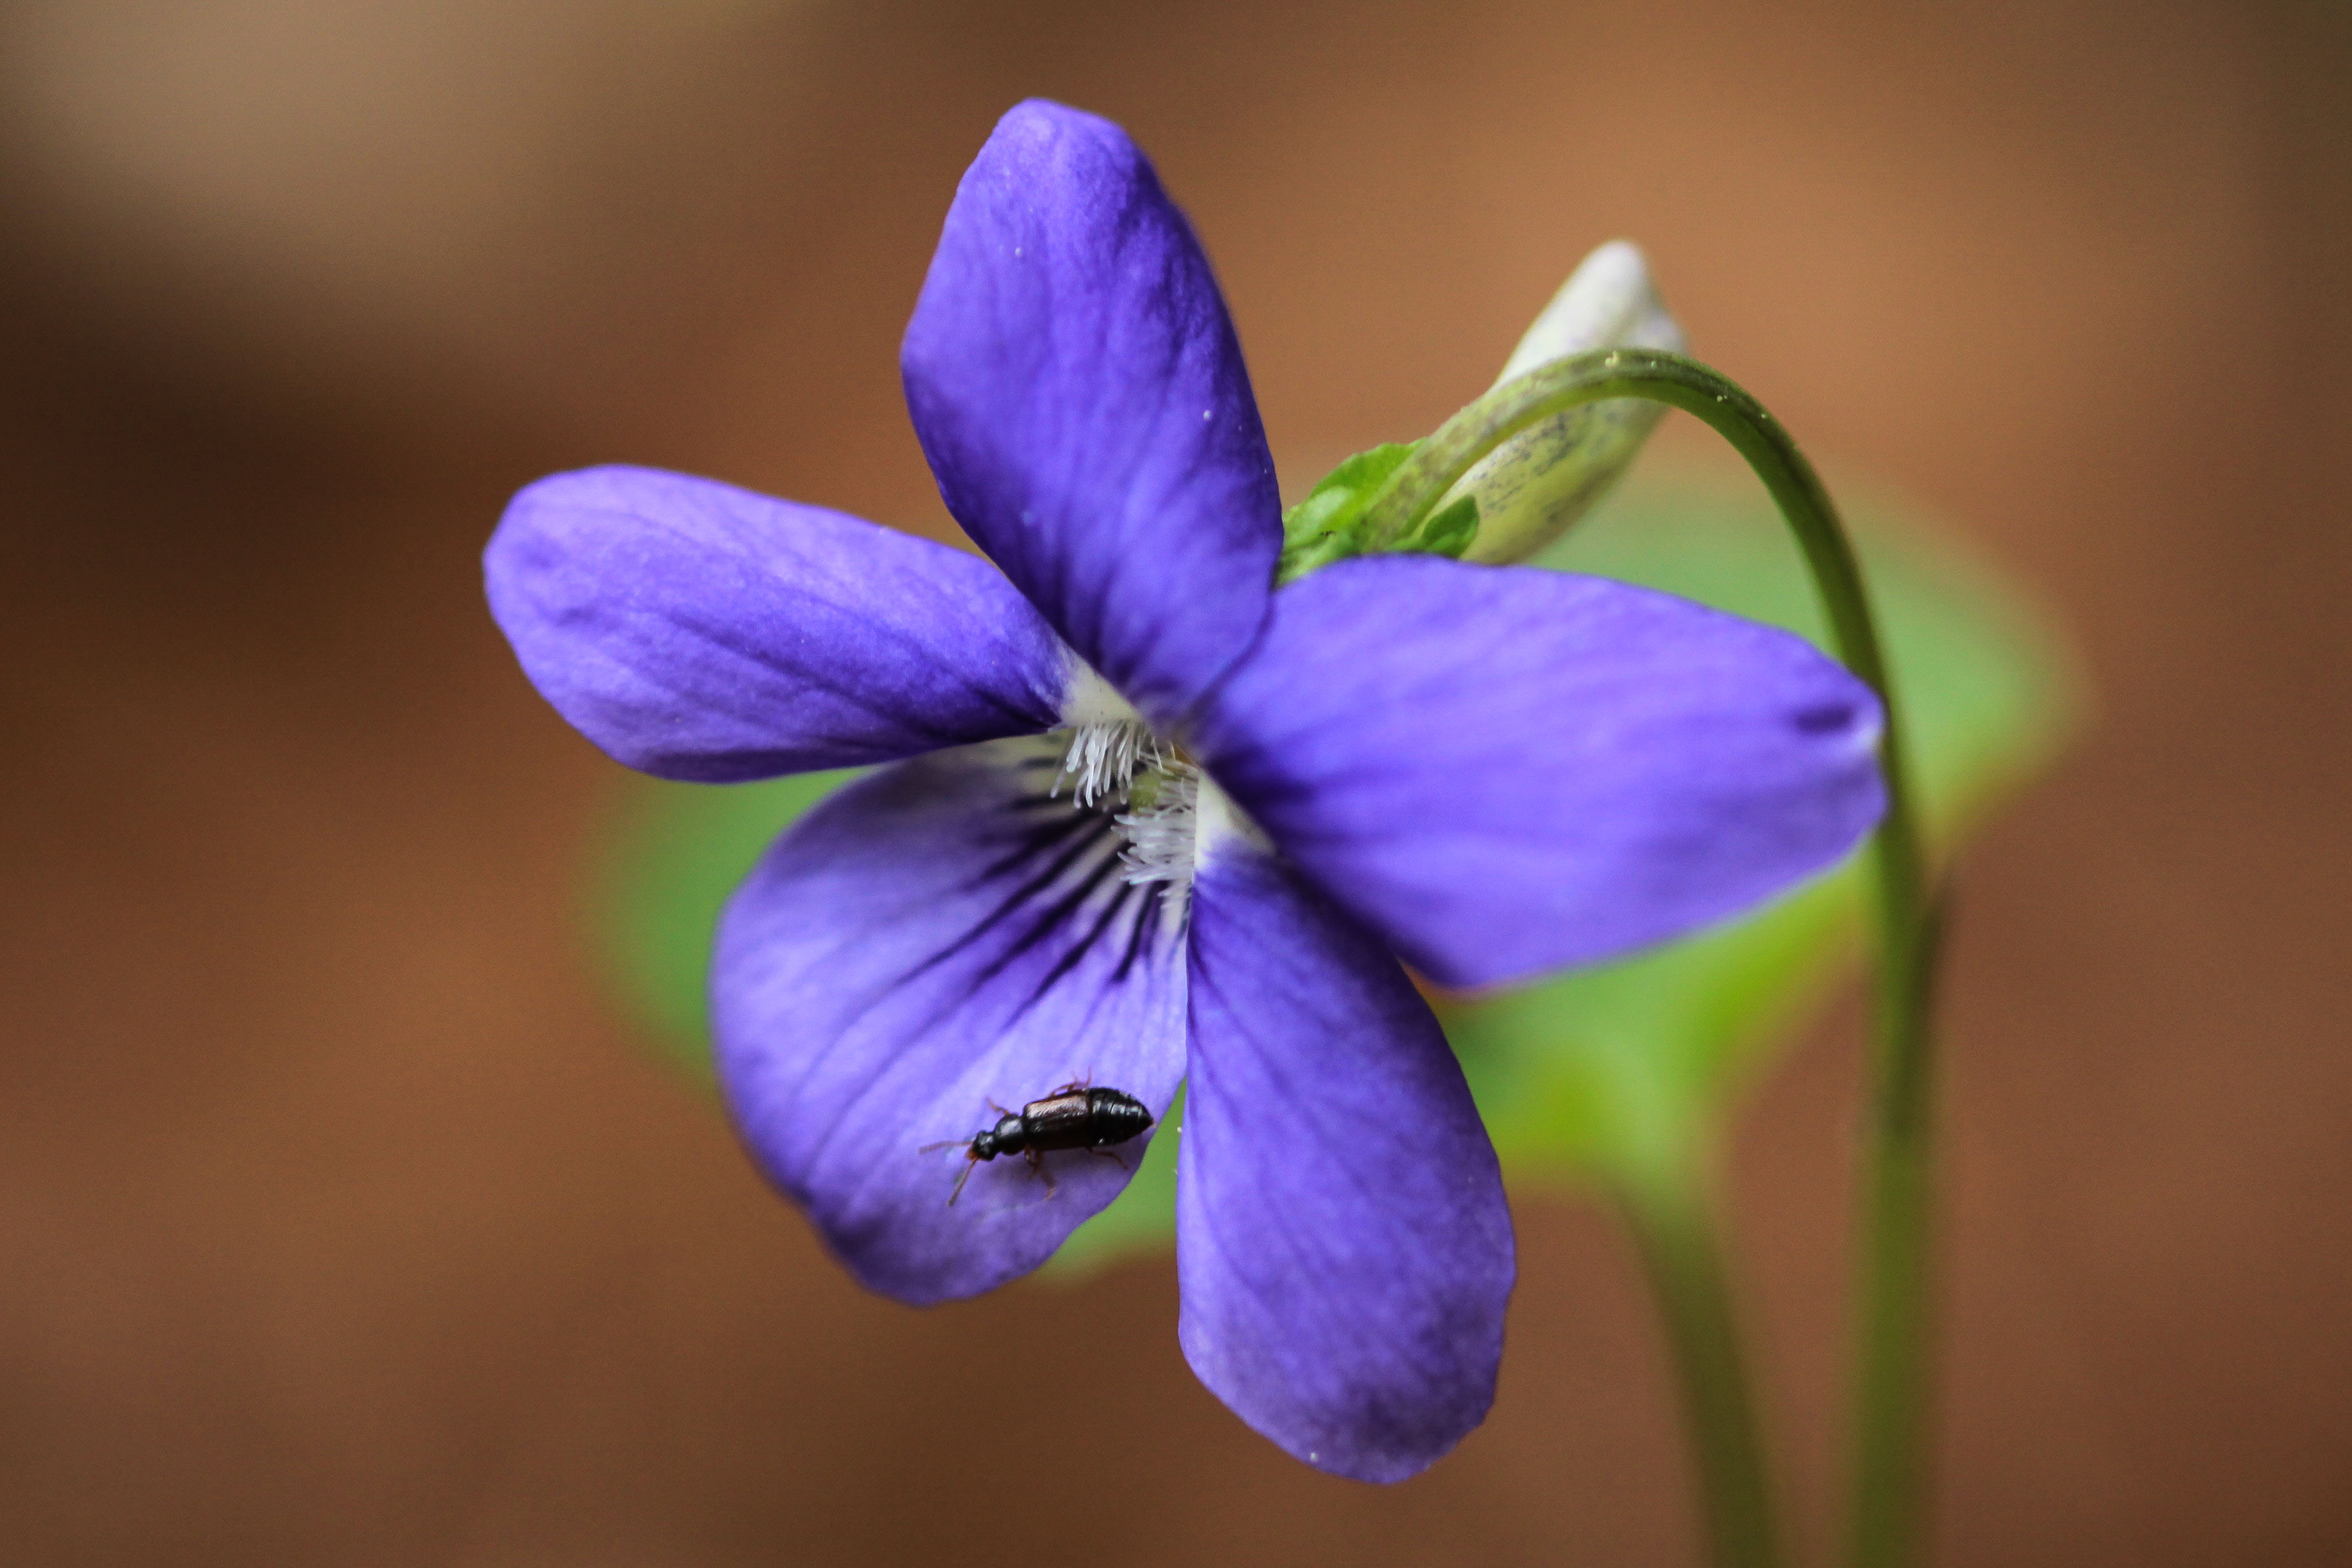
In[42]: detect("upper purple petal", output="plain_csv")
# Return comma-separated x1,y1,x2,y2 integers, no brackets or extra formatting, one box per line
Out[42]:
1177,834,1514,1483
712,741,1187,1303
901,100,1281,725
486,465,1069,782
1192,556,1887,989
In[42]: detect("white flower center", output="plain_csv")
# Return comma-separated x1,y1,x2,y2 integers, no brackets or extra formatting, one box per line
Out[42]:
1053,658,1260,904
1052,719,1159,809
1115,761,1198,887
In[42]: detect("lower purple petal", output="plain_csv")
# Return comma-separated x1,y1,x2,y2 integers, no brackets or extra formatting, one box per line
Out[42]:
1177,837,1514,1482
713,741,1186,1303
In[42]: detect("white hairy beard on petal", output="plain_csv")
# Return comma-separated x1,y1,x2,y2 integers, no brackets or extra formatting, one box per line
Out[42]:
1115,763,1197,888
1050,656,1261,903
1054,657,1155,808
1055,720,1159,809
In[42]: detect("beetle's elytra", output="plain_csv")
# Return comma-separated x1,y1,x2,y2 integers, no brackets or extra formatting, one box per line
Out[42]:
928,1083,1154,1205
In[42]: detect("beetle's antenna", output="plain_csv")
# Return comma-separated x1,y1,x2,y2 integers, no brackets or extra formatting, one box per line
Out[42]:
917,1139,971,1155
948,1156,977,1206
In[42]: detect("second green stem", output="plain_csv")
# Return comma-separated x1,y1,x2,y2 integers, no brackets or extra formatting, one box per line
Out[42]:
1620,1168,1786,1568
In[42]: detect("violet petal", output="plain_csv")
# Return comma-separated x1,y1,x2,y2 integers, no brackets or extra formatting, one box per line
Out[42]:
486,465,1068,781
1177,836,1514,1483
713,741,1187,1303
902,99,1281,726
1193,555,1887,989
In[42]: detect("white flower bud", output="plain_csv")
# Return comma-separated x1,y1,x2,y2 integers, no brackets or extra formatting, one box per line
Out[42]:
1452,242,1685,564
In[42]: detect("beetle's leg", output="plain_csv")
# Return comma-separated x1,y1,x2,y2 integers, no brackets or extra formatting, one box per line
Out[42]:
1087,1147,1130,1171
1025,1147,1057,1199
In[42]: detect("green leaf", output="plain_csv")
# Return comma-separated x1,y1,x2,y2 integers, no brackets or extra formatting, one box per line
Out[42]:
593,769,862,1079
1045,1086,1185,1277
1446,460,2074,1189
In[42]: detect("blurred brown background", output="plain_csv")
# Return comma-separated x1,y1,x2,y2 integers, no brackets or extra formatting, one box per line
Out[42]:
2,1,2346,1563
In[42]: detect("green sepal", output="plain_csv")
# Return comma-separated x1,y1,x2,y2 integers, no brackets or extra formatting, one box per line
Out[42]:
1277,441,1477,583
1404,494,1480,558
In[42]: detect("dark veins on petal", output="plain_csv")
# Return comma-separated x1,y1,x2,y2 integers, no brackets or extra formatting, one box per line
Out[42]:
904,745,1183,1022
712,736,1192,1306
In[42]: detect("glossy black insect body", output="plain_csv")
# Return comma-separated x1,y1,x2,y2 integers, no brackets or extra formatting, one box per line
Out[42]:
933,1083,1154,1204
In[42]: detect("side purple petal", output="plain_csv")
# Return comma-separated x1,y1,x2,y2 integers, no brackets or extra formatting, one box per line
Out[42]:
1192,556,1887,989
486,465,1069,782
1177,836,1514,1484
901,99,1281,726
713,741,1187,1303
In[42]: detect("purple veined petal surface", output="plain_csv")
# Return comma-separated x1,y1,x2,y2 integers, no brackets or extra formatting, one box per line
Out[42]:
901,99,1281,727
1191,555,1888,990
1177,834,1515,1484
713,740,1187,1303
486,465,1070,782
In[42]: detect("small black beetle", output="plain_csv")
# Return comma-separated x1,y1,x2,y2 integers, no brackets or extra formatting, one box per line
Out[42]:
928,1082,1154,1205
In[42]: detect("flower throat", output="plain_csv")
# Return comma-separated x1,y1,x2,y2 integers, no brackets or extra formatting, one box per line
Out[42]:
1051,718,1201,893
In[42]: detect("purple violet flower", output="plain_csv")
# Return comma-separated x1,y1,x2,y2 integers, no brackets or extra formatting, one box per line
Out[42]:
485,100,1886,1482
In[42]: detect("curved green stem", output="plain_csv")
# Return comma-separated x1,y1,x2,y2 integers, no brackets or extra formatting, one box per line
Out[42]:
1363,347,1942,1568
1618,1167,1786,1568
